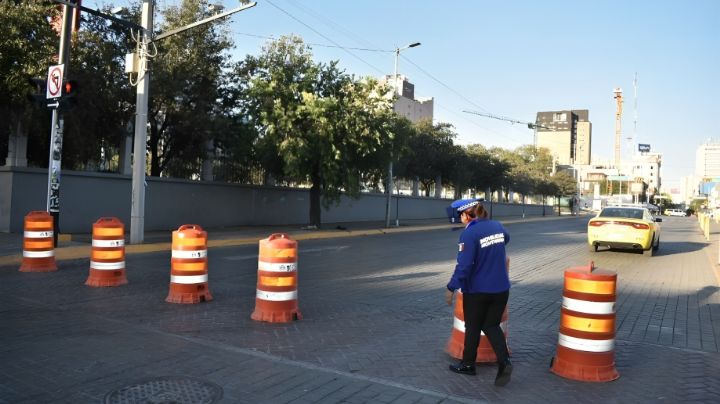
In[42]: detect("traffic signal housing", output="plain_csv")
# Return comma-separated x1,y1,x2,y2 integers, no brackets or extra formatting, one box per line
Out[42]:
26,77,47,107
59,79,78,110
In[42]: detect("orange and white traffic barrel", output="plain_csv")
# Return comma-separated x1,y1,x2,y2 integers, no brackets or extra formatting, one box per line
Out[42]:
166,224,212,304
550,261,619,382
446,257,510,362
85,217,127,287
19,211,57,273
251,233,302,323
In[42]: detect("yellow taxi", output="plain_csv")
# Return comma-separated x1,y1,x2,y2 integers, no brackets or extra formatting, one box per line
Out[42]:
587,206,662,256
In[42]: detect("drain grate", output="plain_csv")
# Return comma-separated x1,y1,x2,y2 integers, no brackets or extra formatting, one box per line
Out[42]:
104,376,223,404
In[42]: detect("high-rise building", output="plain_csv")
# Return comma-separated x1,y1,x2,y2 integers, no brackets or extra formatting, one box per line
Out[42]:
695,141,720,179
380,74,433,123
535,110,592,165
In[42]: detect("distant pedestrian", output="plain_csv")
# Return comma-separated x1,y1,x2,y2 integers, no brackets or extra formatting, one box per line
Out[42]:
445,198,513,386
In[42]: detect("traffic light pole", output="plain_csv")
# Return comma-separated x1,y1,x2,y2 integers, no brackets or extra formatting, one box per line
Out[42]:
46,2,74,247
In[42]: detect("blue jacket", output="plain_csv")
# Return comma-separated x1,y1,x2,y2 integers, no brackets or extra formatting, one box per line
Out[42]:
447,218,510,293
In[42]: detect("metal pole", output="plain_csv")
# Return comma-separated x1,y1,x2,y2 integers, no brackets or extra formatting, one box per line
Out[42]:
385,48,399,228
130,0,153,244
395,193,399,227
45,3,73,247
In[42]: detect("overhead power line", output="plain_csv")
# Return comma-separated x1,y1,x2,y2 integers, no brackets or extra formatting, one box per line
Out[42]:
231,31,392,52
400,54,490,114
265,0,386,74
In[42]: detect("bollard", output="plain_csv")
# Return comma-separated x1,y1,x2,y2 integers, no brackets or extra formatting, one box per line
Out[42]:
19,211,57,272
166,224,212,304
251,233,302,322
704,216,710,241
551,261,619,382
446,258,510,363
85,217,128,287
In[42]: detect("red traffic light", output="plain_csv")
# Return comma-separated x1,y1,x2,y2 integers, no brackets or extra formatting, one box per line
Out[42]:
62,80,77,96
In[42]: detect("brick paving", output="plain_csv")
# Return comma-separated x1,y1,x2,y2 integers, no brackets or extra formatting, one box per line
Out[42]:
1,215,718,403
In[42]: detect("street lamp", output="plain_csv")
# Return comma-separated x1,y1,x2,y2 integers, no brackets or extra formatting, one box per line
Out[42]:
385,42,421,228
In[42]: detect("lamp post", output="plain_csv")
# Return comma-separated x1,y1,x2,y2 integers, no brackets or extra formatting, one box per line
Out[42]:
385,42,421,228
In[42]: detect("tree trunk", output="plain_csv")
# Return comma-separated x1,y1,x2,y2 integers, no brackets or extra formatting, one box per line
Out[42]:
309,174,322,227
434,175,442,198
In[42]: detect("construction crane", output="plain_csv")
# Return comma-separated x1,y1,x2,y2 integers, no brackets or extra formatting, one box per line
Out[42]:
613,88,623,169
462,110,550,147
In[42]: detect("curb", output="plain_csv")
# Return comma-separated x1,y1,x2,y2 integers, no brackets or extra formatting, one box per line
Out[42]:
0,215,579,267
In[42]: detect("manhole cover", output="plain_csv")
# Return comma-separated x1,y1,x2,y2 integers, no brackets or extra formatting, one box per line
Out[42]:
104,376,223,404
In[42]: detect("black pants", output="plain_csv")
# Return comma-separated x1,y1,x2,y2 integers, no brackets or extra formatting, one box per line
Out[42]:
462,290,510,365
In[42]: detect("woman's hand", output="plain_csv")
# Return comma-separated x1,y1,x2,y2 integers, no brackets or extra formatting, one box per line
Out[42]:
445,289,454,306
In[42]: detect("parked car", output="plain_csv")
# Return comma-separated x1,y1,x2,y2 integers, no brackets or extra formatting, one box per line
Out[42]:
664,208,687,217
588,206,662,256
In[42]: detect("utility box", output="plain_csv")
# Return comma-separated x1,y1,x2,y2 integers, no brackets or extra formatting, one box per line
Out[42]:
125,53,138,74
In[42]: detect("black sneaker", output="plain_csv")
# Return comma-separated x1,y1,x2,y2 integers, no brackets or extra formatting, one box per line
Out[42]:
494,359,513,386
449,363,476,376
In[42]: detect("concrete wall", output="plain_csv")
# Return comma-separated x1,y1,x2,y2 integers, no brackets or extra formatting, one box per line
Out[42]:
0,167,552,233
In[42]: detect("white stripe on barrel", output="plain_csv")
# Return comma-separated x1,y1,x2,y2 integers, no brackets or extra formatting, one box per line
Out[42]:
90,261,126,270
170,274,209,284
256,290,298,301
558,333,614,353
24,230,53,238
172,249,208,259
92,239,125,248
562,297,615,315
258,261,297,273
23,250,54,258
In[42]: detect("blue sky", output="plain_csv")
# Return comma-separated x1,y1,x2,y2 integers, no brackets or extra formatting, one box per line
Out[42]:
88,0,719,189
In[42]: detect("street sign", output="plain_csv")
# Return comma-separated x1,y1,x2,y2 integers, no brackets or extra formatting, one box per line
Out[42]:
638,143,651,152
631,182,644,194
46,64,64,99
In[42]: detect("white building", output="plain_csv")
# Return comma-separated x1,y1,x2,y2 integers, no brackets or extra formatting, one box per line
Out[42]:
695,141,720,179
379,74,433,123
627,152,662,195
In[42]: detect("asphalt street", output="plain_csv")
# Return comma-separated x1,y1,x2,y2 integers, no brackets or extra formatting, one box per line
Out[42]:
1,215,718,403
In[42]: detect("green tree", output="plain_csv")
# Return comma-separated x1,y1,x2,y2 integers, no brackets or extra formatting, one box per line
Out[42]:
62,6,138,171
149,0,235,177
0,1,58,166
398,120,456,196
553,170,577,214
536,178,558,215
241,36,399,226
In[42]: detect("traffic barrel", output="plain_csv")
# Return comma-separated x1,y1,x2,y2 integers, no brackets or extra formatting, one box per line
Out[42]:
446,257,510,362
550,261,619,382
251,233,302,323
166,224,212,304
85,217,128,287
19,211,57,272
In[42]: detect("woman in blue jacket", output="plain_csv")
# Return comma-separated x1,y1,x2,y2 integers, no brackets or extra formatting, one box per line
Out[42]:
445,198,512,386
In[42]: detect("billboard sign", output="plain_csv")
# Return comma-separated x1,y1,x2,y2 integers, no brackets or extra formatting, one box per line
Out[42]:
638,143,651,152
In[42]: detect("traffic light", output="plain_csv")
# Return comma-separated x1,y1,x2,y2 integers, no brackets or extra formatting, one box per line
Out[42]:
26,77,47,107
59,79,78,110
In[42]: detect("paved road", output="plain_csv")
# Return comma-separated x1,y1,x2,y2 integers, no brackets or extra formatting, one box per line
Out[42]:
1,216,718,403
